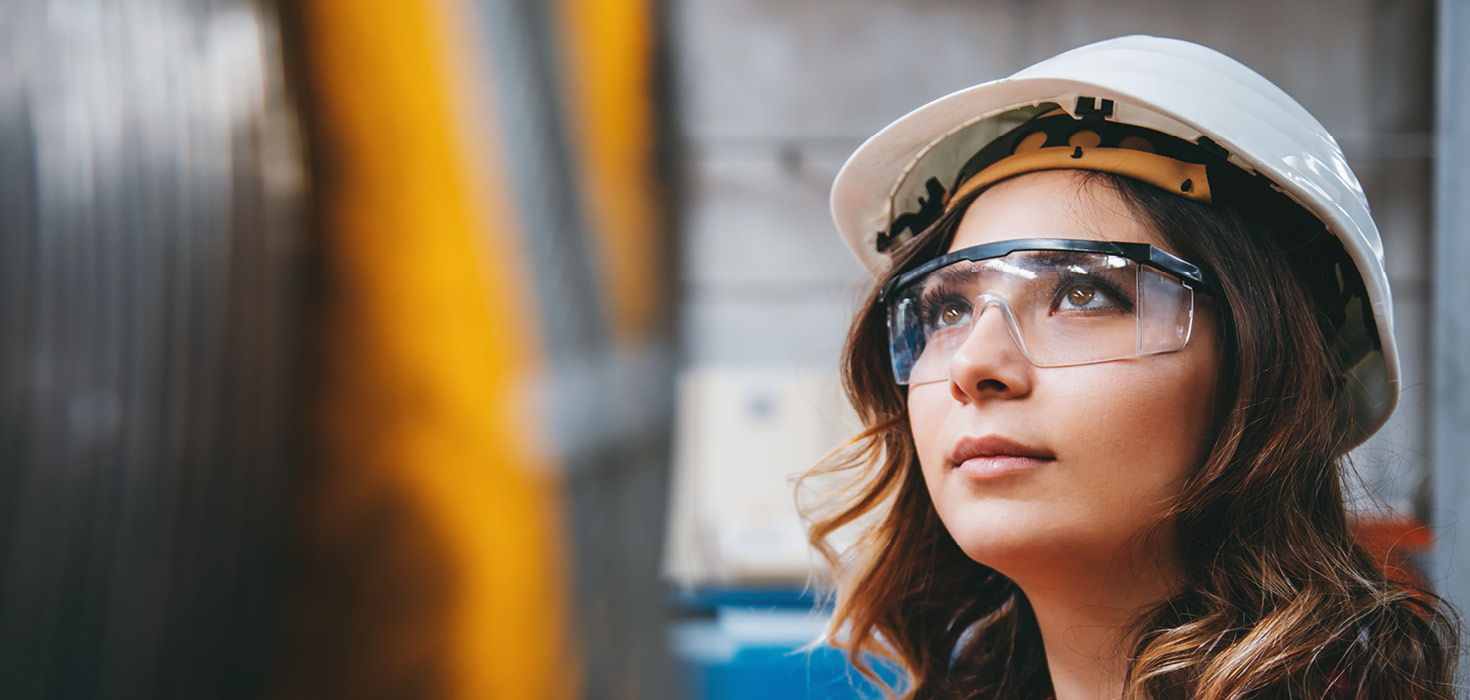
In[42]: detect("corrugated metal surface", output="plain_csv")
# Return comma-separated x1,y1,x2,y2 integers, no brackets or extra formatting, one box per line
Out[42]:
0,1,305,697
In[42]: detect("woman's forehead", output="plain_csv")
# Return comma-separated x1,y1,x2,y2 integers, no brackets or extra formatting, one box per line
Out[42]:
946,169,1168,253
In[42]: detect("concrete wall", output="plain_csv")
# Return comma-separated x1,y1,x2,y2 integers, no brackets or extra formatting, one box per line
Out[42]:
1431,0,1470,687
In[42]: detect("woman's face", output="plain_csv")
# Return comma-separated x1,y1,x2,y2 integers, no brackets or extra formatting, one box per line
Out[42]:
906,169,1220,582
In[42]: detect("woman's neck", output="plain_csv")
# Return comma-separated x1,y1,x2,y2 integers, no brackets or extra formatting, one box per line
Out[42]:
1008,547,1183,700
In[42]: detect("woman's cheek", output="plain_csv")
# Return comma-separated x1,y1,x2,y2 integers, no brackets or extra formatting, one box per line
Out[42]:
906,389,949,473
1047,362,1214,499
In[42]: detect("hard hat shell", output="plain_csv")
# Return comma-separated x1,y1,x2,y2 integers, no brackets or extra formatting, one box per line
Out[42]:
831,34,1397,445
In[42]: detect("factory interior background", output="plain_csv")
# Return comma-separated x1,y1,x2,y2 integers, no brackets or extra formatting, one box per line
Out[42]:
3,0,1469,698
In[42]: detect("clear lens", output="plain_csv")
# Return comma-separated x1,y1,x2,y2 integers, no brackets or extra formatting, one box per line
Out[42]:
887,249,1195,385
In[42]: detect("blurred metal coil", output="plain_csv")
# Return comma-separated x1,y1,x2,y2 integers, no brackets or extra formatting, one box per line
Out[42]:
0,1,306,698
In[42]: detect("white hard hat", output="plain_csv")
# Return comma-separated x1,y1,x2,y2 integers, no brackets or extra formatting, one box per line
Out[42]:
831,34,1397,445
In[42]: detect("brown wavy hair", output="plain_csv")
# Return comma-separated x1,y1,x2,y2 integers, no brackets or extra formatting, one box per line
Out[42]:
798,170,1460,698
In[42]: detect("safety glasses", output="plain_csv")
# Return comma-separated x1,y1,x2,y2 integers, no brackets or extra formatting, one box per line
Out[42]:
878,238,1213,386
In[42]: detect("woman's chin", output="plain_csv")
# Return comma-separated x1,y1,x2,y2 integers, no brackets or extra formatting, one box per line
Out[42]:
950,533,1060,568
938,506,1102,575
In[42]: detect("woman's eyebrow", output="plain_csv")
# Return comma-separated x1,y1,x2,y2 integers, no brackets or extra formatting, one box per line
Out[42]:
927,263,982,288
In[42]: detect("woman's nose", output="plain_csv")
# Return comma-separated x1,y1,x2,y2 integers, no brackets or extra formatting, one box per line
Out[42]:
947,300,1034,403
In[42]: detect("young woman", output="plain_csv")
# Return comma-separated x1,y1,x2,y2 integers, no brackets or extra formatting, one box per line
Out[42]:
801,36,1459,699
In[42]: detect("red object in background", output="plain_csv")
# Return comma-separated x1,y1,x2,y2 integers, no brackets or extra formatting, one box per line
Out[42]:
1351,513,1434,591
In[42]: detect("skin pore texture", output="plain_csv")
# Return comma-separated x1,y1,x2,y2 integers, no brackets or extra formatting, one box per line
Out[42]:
905,170,1221,699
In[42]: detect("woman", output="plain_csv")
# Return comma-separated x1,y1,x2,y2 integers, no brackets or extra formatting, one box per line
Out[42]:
801,36,1459,699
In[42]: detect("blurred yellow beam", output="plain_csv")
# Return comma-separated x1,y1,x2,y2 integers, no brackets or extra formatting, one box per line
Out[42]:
556,0,665,344
284,0,571,698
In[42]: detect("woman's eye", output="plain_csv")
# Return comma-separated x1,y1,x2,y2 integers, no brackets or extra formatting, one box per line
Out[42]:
1055,282,1116,312
939,305,967,326
928,302,971,330
1065,286,1097,308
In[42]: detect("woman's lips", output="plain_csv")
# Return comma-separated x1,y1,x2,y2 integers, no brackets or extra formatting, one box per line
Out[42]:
954,455,1052,479
948,435,1055,479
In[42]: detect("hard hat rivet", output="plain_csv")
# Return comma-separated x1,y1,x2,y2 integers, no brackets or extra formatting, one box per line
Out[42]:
1070,146,1084,159
1181,179,1194,192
